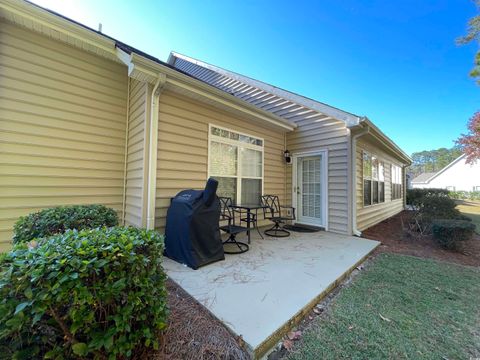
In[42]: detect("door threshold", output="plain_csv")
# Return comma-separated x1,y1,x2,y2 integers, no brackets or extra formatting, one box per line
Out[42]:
285,223,324,232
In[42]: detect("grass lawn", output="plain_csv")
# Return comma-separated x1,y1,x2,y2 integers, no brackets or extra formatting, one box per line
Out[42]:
287,253,480,360
456,200,480,232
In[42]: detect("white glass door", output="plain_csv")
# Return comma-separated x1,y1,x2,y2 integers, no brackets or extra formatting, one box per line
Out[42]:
296,154,325,226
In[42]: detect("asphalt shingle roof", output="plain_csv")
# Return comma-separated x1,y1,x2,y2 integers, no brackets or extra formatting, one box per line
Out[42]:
411,172,437,183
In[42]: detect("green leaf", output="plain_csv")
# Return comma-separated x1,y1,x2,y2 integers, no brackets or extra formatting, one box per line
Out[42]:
24,287,33,299
104,335,114,350
32,312,43,325
112,278,126,290
14,302,29,315
72,343,88,356
44,350,56,359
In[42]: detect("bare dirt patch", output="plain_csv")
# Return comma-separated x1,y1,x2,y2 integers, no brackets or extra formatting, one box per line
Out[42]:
362,210,480,267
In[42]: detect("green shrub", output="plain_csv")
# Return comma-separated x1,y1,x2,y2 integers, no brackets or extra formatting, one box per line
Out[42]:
432,219,476,250
0,227,167,359
418,195,462,223
406,188,450,205
13,204,118,244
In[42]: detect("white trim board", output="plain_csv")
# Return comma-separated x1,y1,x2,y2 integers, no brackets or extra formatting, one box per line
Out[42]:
292,150,329,230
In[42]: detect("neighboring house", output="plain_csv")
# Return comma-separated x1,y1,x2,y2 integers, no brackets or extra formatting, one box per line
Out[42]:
0,0,411,250
411,154,480,191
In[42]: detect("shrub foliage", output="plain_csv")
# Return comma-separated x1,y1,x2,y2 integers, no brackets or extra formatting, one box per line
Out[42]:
0,227,167,359
416,196,463,224
432,219,476,250
405,188,476,250
13,204,118,244
406,188,450,206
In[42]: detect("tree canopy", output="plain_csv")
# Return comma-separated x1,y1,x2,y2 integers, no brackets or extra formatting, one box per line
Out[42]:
409,147,463,178
457,0,480,83
456,111,480,163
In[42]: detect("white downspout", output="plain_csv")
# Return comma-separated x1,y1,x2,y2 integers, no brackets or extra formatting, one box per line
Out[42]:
351,127,369,236
122,77,131,225
146,74,166,230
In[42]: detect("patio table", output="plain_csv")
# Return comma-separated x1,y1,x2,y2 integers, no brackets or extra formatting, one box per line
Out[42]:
228,203,267,244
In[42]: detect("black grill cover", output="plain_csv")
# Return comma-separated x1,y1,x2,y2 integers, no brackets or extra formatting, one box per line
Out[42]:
164,178,224,269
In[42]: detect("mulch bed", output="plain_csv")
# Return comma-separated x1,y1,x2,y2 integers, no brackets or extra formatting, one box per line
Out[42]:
362,210,480,267
153,279,249,360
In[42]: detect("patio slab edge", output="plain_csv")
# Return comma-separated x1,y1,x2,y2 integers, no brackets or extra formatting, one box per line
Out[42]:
255,240,380,359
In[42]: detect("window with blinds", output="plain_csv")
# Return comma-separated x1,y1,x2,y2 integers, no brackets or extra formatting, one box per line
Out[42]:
209,125,263,204
363,151,385,206
391,164,403,200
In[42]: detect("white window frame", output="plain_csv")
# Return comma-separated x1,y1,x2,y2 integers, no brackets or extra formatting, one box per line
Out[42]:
208,124,264,204
391,164,403,200
362,151,385,207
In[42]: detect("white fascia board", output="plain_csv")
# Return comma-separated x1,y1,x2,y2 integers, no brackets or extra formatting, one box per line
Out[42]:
169,52,361,126
0,0,116,58
356,117,412,165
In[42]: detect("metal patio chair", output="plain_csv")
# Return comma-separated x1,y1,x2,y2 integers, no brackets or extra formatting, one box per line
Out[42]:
219,197,249,254
261,195,296,237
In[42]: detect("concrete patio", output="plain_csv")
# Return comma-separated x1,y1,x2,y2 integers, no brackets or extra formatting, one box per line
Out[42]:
163,230,380,358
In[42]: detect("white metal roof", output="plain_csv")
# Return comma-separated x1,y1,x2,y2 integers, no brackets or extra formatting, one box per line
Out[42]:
168,52,412,163
168,52,362,127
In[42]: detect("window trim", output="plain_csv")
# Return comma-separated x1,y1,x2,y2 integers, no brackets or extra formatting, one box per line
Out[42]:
208,124,264,204
362,151,386,207
391,163,403,200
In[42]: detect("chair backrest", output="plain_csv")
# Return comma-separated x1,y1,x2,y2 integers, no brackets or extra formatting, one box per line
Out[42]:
218,197,234,223
261,195,281,218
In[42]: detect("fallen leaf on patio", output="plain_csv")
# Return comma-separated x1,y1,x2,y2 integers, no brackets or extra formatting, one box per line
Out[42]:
287,330,302,340
379,314,391,322
283,339,294,351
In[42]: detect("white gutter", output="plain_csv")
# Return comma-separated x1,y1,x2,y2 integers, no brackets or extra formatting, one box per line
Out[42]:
351,127,369,236
356,117,412,164
146,74,167,230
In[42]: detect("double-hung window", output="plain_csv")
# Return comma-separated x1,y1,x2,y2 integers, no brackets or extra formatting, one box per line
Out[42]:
391,164,403,200
363,152,385,206
209,125,263,204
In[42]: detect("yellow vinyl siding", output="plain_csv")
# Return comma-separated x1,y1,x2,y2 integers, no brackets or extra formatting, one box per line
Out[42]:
356,137,404,231
155,91,286,233
286,117,349,234
124,79,148,227
0,20,128,251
